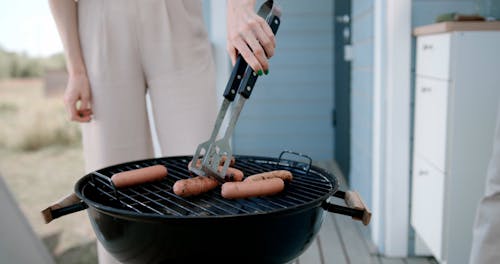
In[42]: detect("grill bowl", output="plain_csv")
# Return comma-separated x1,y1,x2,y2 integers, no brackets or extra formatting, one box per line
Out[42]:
74,155,338,263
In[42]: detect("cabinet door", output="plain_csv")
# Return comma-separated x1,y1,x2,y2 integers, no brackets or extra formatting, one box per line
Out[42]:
414,77,448,172
411,155,445,261
416,34,451,80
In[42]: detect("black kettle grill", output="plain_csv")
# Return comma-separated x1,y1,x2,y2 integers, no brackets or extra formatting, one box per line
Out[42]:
47,152,370,264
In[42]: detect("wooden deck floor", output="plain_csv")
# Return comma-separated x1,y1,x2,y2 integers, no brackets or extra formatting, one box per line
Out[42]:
290,161,437,264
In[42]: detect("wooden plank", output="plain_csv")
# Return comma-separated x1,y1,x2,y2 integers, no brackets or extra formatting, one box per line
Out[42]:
297,236,322,264
319,214,348,264
352,217,380,257
334,212,381,264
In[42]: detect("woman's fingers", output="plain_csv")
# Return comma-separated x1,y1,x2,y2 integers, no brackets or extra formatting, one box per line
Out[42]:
233,37,263,74
240,32,268,73
64,73,93,123
79,95,92,120
256,17,276,58
227,45,237,66
76,106,92,122
64,97,91,122
226,1,277,74
63,98,78,121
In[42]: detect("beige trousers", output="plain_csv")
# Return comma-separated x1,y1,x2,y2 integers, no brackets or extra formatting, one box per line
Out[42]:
77,1,216,263
470,101,500,264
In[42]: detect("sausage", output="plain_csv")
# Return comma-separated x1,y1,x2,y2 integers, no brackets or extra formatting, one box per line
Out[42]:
243,170,293,182
173,176,219,197
188,160,244,182
188,155,236,169
223,167,244,182
111,165,167,188
221,178,285,199
219,155,236,167
188,159,202,171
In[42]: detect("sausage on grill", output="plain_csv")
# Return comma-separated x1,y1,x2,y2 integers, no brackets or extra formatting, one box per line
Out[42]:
243,170,293,182
188,156,235,169
173,176,219,197
224,167,244,182
188,160,244,182
221,178,285,199
219,155,236,167
111,165,168,188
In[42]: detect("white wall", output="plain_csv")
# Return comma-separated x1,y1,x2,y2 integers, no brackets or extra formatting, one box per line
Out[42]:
352,0,414,257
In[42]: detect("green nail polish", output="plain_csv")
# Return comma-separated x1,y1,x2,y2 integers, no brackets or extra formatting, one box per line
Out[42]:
258,70,263,76
264,69,269,75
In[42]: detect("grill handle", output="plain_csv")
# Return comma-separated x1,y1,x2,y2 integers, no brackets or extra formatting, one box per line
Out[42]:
42,193,88,224
277,150,312,175
50,201,88,220
322,190,372,225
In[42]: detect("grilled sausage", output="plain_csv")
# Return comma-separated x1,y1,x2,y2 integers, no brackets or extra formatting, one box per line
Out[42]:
223,167,244,182
219,155,236,167
221,178,285,199
188,156,236,169
173,176,219,197
188,160,244,182
188,160,200,172
111,165,168,188
243,170,293,182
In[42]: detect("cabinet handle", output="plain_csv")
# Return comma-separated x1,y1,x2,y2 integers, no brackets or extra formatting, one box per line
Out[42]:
418,170,429,176
421,87,432,93
422,44,433,50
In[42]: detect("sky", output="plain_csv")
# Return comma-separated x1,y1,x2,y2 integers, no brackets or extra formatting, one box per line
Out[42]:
0,1,62,57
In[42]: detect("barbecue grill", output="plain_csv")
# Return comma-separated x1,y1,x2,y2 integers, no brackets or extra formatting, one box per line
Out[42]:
47,152,370,264
45,2,370,262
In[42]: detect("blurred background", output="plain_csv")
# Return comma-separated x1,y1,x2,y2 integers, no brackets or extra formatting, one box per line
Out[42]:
0,1,95,263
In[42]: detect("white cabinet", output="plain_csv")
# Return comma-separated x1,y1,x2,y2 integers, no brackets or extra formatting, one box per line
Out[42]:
414,77,448,172
411,28,500,264
411,155,445,257
416,34,451,80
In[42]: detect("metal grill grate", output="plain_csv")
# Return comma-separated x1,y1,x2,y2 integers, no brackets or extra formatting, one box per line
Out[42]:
80,155,335,218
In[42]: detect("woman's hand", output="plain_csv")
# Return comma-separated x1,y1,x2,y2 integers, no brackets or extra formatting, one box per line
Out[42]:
226,0,276,75
63,72,93,122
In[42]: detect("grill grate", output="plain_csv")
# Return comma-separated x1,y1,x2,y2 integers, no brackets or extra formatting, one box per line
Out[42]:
80,155,335,218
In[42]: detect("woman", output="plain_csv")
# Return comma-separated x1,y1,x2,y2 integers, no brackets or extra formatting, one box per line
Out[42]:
49,0,276,263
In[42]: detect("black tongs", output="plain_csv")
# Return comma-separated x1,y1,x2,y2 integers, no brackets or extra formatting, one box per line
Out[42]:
189,0,281,181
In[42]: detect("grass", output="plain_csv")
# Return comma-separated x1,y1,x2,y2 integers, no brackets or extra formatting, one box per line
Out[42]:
0,79,81,151
0,79,97,263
